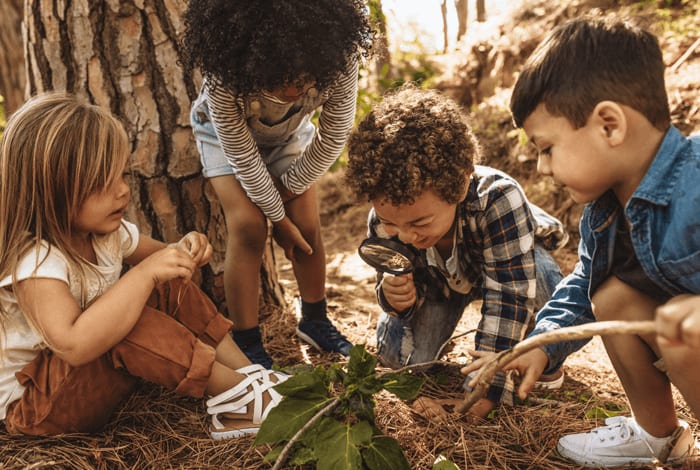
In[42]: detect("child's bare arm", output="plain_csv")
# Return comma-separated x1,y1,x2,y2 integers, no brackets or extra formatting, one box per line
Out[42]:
16,245,197,367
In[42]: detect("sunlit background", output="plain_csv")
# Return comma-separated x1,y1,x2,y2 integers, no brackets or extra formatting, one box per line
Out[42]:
383,0,520,53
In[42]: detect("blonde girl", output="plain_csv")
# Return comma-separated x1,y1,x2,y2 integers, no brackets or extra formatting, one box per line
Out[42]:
0,92,285,439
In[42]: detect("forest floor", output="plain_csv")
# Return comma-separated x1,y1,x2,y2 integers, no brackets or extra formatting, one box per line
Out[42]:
1,0,699,469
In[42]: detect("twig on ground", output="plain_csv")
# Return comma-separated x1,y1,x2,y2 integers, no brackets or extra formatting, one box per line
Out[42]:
455,320,656,414
670,37,700,73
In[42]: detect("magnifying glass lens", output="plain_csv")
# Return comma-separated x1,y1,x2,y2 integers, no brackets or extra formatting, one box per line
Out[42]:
358,238,416,275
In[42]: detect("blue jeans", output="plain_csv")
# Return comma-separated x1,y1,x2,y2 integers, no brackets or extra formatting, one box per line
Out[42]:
376,244,563,368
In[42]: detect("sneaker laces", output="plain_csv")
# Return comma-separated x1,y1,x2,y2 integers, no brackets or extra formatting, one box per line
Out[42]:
593,416,640,442
593,417,657,456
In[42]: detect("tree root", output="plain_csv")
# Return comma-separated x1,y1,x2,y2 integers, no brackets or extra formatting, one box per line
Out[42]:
455,320,656,414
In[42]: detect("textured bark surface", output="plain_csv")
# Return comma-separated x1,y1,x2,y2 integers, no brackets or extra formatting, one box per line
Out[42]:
22,0,284,309
0,0,26,114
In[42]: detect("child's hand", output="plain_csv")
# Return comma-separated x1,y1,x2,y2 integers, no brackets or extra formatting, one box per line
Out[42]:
136,244,198,285
272,216,312,262
174,231,213,267
656,294,700,348
503,348,549,400
461,348,549,401
381,273,416,313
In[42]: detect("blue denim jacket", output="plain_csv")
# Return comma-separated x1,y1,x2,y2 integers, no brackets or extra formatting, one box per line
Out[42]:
531,126,700,373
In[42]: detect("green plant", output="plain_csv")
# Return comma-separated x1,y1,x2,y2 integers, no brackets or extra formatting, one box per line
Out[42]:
254,344,424,470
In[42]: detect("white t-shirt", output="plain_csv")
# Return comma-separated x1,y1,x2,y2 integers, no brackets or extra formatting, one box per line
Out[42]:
0,221,139,420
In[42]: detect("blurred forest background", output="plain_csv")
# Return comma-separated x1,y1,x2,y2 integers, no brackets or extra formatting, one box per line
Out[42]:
1,0,699,468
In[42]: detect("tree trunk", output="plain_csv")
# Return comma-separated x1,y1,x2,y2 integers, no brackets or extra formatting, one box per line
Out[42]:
440,0,449,53
0,0,26,114
22,0,285,311
366,0,391,93
476,0,487,22
455,0,468,43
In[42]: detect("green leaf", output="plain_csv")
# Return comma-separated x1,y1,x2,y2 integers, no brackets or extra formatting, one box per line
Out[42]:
311,419,372,470
342,393,376,422
358,376,385,395
289,446,317,466
362,435,410,470
262,445,282,463
584,406,621,420
433,458,460,469
254,396,334,445
326,362,347,384
273,368,329,399
380,373,424,400
346,344,377,382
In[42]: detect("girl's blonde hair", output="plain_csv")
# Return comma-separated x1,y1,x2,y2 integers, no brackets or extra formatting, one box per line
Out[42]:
0,92,130,334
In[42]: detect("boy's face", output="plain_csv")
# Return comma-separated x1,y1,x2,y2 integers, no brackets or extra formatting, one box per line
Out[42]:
523,104,617,204
372,189,460,250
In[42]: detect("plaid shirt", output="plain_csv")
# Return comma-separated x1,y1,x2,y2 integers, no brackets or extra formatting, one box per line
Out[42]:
369,165,567,404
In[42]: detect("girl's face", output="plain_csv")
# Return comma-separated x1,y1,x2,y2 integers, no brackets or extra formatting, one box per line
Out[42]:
72,159,131,238
372,190,460,250
263,80,316,103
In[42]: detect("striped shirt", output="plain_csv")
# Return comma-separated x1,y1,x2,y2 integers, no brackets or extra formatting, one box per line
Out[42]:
203,59,359,222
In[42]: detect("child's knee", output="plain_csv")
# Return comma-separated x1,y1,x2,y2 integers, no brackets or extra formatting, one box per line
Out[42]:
227,217,267,251
591,276,659,321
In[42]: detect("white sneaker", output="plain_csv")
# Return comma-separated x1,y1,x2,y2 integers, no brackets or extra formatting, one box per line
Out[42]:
557,416,697,467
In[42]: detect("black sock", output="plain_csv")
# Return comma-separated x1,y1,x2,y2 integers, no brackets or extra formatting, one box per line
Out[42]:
232,325,262,348
301,298,327,321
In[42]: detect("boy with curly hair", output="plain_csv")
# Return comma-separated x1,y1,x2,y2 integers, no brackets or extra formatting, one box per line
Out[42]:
180,0,373,367
345,85,567,418
477,16,700,467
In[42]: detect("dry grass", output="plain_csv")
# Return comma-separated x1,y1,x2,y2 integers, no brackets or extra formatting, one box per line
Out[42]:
2,305,698,469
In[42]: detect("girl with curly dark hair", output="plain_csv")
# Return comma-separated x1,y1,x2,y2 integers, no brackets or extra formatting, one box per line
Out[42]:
181,0,373,368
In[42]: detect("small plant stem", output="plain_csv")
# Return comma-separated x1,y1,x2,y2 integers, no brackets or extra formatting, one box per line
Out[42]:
271,397,340,470
455,320,656,414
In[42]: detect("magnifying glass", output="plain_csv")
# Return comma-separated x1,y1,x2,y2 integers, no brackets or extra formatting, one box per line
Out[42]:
357,237,420,275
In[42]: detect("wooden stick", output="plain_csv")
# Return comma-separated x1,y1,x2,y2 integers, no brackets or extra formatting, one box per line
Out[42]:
455,320,656,414
670,37,700,73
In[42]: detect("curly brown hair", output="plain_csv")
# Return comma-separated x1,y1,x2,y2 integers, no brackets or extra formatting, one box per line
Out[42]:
346,85,480,205
180,0,373,95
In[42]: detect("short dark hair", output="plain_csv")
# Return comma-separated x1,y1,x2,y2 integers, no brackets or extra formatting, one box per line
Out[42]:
180,0,373,95
346,85,480,206
510,16,670,130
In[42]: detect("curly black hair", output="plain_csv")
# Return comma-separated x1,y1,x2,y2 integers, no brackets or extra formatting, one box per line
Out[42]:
346,85,480,206
180,0,373,95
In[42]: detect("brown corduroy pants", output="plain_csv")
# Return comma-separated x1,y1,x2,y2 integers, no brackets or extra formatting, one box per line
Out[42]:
4,279,232,436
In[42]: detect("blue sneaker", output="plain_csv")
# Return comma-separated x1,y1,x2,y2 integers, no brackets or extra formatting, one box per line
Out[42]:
232,328,273,369
296,318,353,356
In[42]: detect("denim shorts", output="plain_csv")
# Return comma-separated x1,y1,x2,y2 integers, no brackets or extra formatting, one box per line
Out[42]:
190,96,314,179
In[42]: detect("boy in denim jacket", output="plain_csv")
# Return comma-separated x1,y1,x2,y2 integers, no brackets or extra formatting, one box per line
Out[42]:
345,85,567,418
469,16,700,467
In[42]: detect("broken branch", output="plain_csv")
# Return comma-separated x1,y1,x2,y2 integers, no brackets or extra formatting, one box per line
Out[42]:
455,320,656,414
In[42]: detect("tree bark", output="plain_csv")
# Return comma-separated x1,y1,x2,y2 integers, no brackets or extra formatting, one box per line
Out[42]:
476,0,487,22
455,0,468,43
441,0,449,53
0,0,26,114
22,0,284,310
